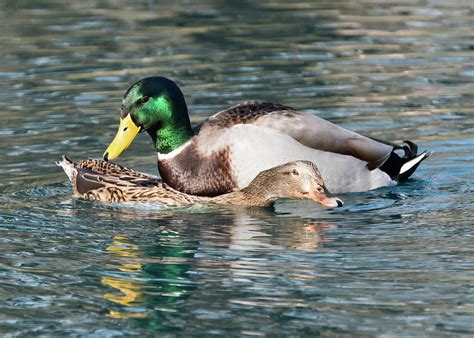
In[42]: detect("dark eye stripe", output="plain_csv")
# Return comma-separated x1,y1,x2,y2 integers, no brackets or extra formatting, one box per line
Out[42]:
133,96,150,107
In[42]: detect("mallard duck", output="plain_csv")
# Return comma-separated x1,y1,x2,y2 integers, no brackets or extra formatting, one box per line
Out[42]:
103,76,429,196
57,156,343,208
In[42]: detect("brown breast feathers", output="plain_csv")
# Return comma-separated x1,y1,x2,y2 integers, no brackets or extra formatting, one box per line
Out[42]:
158,141,237,197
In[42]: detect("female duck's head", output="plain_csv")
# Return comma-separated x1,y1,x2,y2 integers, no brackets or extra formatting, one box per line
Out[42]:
243,161,344,208
103,77,193,161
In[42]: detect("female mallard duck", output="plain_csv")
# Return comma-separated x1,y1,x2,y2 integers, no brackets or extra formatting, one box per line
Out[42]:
103,76,429,196
57,156,343,208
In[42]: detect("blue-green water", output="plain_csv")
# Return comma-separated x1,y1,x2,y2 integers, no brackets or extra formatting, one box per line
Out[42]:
1,1,473,336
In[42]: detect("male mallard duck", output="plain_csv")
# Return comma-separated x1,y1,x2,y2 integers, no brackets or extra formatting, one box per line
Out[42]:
57,156,343,208
103,76,429,196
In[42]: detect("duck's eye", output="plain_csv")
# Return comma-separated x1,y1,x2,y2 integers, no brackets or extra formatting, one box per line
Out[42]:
135,96,150,106
292,169,299,176
317,186,324,193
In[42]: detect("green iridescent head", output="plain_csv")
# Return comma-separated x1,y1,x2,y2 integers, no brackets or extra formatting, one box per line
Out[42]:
103,77,193,160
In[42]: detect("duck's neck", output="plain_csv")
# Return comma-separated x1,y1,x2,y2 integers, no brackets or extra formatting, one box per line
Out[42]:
147,98,194,154
212,191,274,207
212,175,278,207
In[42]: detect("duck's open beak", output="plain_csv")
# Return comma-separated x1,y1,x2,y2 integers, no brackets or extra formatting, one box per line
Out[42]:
103,115,141,161
309,187,343,208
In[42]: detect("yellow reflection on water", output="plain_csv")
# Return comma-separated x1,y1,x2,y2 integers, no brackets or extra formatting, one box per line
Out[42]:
101,235,147,319
102,277,143,306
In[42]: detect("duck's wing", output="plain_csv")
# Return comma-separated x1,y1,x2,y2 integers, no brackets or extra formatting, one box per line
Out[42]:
56,155,127,200
70,156,160,183
58,156,161,188
74,169,169,203
57,155,203,205
253,109,394,168
76,169,208,205
200,101,427,176
57,155,161,199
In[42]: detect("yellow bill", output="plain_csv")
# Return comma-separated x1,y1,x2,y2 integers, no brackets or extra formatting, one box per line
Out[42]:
103,114,141,161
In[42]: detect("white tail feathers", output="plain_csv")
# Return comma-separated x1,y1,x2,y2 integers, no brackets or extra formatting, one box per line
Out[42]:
400,152,429,175
56,158,77,183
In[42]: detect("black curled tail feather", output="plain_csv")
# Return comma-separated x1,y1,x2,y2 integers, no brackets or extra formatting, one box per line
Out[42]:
377,140,429,181
401,140,418,158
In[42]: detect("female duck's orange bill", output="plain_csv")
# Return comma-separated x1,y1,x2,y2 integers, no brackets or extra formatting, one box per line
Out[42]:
309,188,344,208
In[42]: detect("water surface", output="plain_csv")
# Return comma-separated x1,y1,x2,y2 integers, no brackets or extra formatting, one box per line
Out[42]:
1,0,473,336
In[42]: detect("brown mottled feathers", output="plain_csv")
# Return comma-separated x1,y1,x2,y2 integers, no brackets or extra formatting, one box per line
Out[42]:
206,101,297,128
59,155,211,205
74,157,159,182
58,156,336,208
73,156,161,188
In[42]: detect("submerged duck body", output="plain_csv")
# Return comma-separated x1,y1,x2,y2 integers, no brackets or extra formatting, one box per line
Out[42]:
103,77,429,196
57,156,343,208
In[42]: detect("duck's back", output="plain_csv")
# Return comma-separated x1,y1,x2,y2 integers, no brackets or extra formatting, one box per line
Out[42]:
205,101,297,127
199,101,392,164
